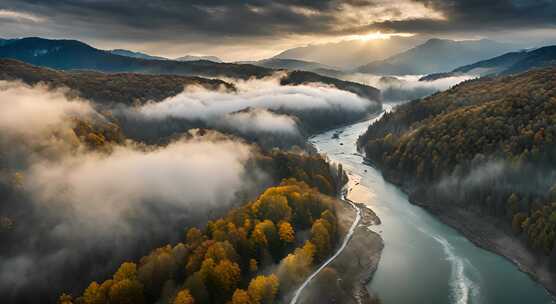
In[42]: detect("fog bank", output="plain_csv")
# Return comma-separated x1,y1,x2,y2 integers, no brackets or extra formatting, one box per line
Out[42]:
341,73,473,102
0,81,267,303
118,76,377,145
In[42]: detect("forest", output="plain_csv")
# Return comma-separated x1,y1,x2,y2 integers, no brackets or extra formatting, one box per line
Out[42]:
0,59,380,150
58,177,342,304
0,64,353,303
358,66,556,259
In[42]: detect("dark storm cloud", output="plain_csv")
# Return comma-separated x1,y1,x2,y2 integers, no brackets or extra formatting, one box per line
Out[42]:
2,0,555,41
370,0,556,34
0,0,555,58
0,0,341,41
1,0,555,40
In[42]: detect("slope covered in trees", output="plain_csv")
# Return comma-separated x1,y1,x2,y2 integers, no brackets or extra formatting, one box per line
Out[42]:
0,60,380,150
420,45,556,81
0,38,380,102
0,59,233,105
59,177,343,304
0,93,347,303
0,68,353,303
358,67,556,258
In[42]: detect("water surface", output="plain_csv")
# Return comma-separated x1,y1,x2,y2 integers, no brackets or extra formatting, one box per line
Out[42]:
310,104,554,304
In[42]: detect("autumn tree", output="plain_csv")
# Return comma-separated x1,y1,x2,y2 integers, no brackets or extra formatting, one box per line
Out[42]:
311,219,332,262
173,289,194,304
82,281,112,304
58,293,73,304
186,228,204,247
231,289,252,304
199,258,241,302
278,221,295,243
108,262,145,304
247,275,280,304
252,191,292,223
251,220,279,255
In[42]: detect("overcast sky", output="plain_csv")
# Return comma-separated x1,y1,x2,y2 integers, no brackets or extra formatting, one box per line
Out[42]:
1,0,555,61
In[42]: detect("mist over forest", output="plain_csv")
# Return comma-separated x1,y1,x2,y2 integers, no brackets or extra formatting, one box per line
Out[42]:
0,63,377,303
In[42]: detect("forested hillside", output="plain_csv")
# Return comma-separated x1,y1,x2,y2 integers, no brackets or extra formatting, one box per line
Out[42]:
358,67,556,257
0,59,233,105
0,60,380,149
0,38,381,102
420,45,556,81
0,57,359,303
60,177,344,304
55,143,350,304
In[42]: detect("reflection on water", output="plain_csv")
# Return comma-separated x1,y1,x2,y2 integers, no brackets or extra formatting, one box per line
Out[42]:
310,104,553,304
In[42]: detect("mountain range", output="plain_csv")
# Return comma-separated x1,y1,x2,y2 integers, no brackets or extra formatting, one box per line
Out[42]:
3,38,223,63
111,48,222,62
175,55,222,63
420,45,556,81
109,49,168,61
239,58,344,78
0,37,379,101
356,38,517,75
272,36,423,69
0,58,232,105
0,38,17,47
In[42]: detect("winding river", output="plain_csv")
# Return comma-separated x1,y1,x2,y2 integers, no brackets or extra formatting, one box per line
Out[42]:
310,104,554,304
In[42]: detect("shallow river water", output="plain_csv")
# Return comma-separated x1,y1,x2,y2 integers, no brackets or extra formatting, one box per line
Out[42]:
310,104,554,304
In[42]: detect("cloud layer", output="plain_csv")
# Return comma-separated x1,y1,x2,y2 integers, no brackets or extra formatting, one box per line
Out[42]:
2,0,554,59
0,81,265,302
135,77,372,119
0,81,92,138
341,73,473,101
122,76,376,141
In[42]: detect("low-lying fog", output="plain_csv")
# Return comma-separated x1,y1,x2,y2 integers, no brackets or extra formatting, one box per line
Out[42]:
340,73,474,102
0,81,269,302
0,70,465,303
118,75,380,146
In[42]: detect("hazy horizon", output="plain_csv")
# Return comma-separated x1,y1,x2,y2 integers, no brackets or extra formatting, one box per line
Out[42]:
1,0,556,61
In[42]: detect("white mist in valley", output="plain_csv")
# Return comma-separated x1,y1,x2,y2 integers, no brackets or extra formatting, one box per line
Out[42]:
26,135,253,226
0,81,93,137
130,75,375,136
0,81,265,299
340,73,474,101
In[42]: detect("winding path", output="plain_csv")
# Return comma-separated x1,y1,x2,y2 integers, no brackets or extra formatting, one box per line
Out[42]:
289,191,362,304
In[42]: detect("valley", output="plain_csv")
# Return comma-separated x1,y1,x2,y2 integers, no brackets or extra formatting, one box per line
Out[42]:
313,106,554,303
1,2,556,302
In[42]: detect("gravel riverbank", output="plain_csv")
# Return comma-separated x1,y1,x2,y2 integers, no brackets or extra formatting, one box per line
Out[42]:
297,194,384,304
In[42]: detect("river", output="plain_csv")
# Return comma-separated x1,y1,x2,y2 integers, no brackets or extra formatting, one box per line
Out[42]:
310,104,554,304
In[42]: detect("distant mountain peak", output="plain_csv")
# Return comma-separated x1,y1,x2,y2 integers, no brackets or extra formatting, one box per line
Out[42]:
423,38,448,44
419,44,556,81
110,49,167,61
272,35,424,69
357,38,517,75
175,55,222,63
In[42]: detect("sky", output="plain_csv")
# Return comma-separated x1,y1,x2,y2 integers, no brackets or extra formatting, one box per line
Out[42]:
1,0,556,61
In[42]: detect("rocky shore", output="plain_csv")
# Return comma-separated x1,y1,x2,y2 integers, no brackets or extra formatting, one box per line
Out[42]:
415,201,556,298
297,195,384,304
376,161,556,299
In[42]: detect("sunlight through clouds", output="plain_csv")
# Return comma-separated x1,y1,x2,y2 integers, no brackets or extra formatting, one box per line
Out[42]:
0,9,44,23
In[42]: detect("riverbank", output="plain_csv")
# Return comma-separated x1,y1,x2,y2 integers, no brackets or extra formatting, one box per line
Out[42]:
415,200,556,298
296,194,384,304
376,163,556,298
